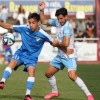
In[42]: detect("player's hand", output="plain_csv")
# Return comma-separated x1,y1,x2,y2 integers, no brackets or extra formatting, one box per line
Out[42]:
52,39,59,47
39,1,46,11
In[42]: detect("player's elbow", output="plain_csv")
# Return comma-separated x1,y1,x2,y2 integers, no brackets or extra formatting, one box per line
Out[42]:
41,20,49,26
52,43,57,47
62,42,69,47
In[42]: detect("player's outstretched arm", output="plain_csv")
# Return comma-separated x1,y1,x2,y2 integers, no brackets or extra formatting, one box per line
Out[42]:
39,1,51,25
0,21,13,29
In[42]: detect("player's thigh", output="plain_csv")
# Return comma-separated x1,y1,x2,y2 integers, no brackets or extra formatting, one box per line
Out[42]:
62,58,77,71
50,55,64,70
23,57,38,72
11,51,23,70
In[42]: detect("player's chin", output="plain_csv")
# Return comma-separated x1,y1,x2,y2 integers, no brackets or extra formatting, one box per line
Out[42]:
31,28,35,32
60,23,64,26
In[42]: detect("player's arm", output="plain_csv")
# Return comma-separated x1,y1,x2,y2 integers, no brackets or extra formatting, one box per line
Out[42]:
53,37,70,47
52,38,69,47
39,1,51,26
57,25,72,47
0,21,13,29
52,38,68,53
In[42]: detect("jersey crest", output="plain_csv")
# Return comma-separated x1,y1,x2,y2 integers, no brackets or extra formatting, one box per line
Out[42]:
36,36,41,41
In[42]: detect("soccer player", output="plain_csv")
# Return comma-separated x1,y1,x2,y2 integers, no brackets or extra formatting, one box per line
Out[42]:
39,1,94,100
0,13,62,100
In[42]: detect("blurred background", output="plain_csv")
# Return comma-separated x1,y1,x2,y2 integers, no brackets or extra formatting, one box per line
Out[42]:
0,0,100,64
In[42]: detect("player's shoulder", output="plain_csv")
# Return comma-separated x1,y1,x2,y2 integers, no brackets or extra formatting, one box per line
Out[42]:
65,21,72,27
64,21,72,29
39,28,49,37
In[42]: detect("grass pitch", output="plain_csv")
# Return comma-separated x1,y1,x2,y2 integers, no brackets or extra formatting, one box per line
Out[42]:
0,63,99,100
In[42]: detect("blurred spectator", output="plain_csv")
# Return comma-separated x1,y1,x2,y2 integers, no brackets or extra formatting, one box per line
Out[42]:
76,30,86,42
70,19,77,31
70,19,77,37
77,20,86,33
74,28,78,38
0,34,5,64
0,4,8,23
17,5,25,25
24,12,31,24
86,18,95,38
3,45,12,64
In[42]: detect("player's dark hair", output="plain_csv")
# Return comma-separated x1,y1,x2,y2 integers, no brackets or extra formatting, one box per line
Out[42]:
55,8,68,17
28,13,40,21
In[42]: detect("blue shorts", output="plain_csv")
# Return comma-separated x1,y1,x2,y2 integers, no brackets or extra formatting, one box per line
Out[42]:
12,50,38,72
50,55,77,71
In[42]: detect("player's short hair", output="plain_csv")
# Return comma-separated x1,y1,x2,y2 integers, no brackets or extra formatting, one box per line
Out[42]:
55,8,68,17
28,13,40,21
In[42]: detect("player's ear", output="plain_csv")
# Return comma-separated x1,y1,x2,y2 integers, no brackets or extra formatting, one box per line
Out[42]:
38,21,41,26
65,15,68,19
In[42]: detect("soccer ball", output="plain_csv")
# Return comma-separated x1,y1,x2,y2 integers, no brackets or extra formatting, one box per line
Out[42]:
2,33,15,46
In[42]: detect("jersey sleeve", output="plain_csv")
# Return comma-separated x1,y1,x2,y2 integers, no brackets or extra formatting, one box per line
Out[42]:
13,25,27,33
44,33,53,44
63,26,72,37
48,19,56,26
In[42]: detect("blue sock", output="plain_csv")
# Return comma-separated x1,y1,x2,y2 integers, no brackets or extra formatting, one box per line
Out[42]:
3,70,11,79
1,67,12,83
26,77,35,95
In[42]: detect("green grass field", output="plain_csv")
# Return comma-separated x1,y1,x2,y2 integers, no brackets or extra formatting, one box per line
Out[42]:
0,63,100,100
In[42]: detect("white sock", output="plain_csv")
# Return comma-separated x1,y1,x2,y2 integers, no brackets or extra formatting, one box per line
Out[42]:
26,90,31,95
48,76,58,93
75,77,91,96
0,78,6,83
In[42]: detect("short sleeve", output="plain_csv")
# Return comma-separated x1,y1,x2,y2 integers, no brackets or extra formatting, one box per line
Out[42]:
63,26,72,37
13,25,27,33
45,33,53,44
13,25,21,33
48,19,56,26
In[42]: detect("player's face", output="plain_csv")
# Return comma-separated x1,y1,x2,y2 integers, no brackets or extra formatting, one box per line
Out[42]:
57,15,67,26
28,18,40,32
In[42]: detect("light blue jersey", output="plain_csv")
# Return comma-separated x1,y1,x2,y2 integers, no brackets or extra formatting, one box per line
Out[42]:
12,25,53,71
49,19,77,71
49,19,77,58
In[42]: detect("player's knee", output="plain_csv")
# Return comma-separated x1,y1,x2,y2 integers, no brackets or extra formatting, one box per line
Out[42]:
45,72,52,78
69,75,76,81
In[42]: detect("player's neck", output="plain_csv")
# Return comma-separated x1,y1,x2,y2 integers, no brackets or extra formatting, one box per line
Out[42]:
61,20,68,26
34,27,40,32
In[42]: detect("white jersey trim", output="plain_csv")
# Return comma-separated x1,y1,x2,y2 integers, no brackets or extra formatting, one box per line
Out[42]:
39,28,53,42
13,25,29,28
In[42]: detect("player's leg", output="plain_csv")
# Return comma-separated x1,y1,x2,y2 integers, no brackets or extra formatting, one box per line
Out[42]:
23,57,37,100
63,58,94,100
44,66,60,99
68,70,94,100
0,59,18,89
24,66,35,100
0,50,22,89
44,55,64,99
